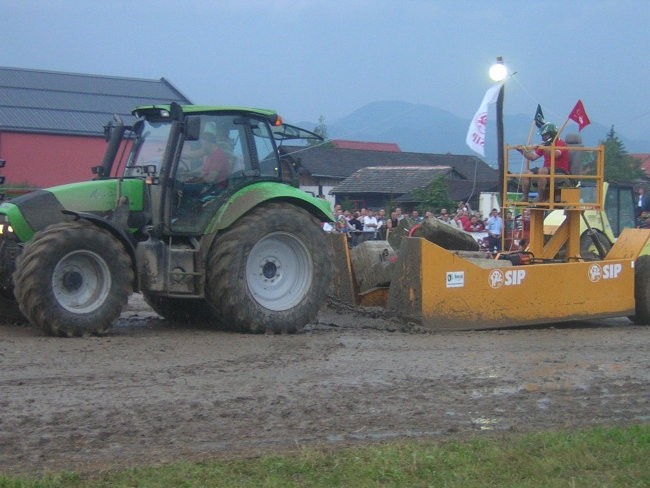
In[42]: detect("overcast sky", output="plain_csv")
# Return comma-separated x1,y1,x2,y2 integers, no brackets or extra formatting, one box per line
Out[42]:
2,0,649,141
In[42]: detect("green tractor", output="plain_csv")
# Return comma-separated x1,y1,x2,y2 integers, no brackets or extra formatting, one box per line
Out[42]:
0,103,334,336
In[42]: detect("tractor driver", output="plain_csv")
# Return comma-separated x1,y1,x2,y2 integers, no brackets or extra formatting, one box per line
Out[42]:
181,126,233,189
174,126,235,221
515,123,570,202
196,130,231,189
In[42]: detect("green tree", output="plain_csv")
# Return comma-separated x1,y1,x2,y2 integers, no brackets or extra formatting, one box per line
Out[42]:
602,126,644,182
410,174,457,213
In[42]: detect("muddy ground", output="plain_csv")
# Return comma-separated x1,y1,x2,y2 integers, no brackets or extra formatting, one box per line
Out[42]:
1,295,648,475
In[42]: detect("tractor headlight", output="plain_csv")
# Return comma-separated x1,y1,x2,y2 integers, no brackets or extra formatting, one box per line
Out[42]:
0,215,14,235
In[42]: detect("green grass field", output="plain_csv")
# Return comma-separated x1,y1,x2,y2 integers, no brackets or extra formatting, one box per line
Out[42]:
1,424,648,487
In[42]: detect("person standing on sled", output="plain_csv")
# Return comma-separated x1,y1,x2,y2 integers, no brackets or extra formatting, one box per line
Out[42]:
515,123,570,202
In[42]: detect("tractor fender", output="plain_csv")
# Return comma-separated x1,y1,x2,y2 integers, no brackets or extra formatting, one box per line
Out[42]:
61,210,139,291
204,183,333,234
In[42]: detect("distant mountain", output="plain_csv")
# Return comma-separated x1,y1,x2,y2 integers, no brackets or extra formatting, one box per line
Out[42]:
306,101,649,165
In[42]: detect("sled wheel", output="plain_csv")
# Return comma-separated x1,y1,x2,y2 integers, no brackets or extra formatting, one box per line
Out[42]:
13,221,133,337
580,231,612,260
631,255,650,325
206,202,332,333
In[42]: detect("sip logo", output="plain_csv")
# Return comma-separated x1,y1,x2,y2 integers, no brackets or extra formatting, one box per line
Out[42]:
588,263,622,283
488,269,526,289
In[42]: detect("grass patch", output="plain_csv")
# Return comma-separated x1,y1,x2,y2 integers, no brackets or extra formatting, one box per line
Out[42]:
1,424,648,487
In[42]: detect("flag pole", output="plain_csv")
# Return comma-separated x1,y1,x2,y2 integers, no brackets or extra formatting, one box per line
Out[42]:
554,118,570,143
524,120,536,171
496,82,505,202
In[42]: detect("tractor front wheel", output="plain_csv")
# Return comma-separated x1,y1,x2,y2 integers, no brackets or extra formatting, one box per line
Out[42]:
13,221,134,337
206,202,332,333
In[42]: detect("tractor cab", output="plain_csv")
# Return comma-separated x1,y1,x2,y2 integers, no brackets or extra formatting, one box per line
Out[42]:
101,104,322,235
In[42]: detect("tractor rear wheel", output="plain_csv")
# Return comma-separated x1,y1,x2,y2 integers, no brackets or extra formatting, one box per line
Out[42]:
631,254,650,325
143,294,215,324
206,202,332,333
13,221,133,337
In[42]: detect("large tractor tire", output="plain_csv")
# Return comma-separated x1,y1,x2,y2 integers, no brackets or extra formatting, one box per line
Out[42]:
143,293,215,324
0,238,27,323
13,221,134,337
206,202,332,333
631,254,650,325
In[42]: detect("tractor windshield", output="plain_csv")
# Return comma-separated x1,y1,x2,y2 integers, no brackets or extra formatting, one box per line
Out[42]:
169,114,282,233
122,120,173,177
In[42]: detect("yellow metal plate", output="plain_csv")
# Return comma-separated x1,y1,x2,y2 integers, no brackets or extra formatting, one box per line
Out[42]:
388,238,636,330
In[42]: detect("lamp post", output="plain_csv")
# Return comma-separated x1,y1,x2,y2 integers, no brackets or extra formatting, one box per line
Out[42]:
489,57,507,202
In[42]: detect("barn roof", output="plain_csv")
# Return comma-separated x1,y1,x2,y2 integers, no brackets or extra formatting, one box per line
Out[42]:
0,66,192,136
280,144,497,181
330,166,453,194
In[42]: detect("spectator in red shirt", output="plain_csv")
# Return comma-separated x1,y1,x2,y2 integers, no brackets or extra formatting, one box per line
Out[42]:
199,133,230,189
516,123,569,202
463,214,485,232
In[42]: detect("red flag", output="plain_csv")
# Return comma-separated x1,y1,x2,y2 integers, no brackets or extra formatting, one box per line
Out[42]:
568,100,591,131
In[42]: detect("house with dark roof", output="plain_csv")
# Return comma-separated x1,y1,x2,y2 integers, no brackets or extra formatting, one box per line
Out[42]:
279,143,498,210
0,66,191,190
330,165,454,209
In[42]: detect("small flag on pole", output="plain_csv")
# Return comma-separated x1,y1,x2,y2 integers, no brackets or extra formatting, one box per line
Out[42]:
534,104,545,129
568,100,591,131
466,84,501,156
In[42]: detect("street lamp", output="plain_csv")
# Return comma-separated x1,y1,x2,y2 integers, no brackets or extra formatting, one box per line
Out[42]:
489,57,507,202
489,57,508,83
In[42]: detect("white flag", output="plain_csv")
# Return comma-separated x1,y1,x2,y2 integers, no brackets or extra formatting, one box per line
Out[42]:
465,84,501,156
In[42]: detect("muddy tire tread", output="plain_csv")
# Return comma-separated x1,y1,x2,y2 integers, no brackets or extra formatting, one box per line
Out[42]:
632,254,650,325
13,221,133,337
206,202,332,334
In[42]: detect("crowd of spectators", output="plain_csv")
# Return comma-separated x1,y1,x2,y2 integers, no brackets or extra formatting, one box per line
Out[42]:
322,188,650,254
323,201,531,253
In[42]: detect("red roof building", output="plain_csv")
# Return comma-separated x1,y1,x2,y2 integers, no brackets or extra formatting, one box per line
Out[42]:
631,153,650,179
331,139,401,152
0,67,191,193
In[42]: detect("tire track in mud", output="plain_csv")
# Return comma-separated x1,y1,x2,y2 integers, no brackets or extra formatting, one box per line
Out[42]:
0,300,648,475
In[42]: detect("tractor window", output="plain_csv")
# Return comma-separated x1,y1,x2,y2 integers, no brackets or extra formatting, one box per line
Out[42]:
604,187,620,235
124,121,172,177
170,115,247,233
253,123,279,177
176,116,246,182
605,186,636,236
618,188,636,231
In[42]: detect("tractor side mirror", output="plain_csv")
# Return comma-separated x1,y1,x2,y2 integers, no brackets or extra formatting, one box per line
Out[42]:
184,116,201,141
